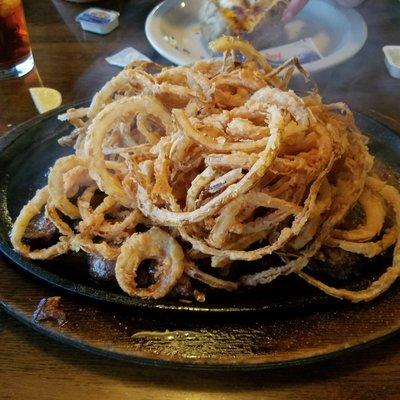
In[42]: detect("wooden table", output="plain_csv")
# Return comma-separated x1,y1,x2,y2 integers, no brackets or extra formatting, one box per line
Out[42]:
1,0,400,398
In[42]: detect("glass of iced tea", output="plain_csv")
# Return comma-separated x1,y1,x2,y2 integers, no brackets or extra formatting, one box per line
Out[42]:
0,0,34,79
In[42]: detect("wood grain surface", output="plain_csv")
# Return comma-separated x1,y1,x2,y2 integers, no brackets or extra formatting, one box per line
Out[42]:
1,0,400,399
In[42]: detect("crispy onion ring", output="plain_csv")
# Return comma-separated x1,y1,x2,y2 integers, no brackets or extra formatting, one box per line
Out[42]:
10,187,70,259
332,187,386,242
84,95,172,207
48,155,88,219
137,105,282,226
87,68,141,118
45,201,74,236
115,227,185,299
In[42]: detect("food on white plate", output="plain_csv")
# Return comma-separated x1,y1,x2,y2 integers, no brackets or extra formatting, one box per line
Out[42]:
200,1,286,49
11,37,400,303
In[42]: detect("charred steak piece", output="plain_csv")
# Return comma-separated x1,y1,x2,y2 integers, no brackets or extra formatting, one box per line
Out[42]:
309,247,364,281
23,212,58,245
88,255,116,283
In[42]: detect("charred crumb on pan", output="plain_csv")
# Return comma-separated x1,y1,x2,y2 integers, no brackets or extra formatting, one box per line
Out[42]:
194,289,206,302
32,296,66,326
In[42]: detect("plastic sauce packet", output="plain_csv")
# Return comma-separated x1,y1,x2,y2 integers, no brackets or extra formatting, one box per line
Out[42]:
76,8,120,35
383,46,400,79
106,47,151,68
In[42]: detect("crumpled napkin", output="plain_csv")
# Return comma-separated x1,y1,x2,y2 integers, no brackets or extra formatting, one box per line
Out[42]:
105,47,151,67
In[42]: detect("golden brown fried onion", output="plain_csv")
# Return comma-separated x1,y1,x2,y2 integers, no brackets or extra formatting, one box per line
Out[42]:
11,37,400,303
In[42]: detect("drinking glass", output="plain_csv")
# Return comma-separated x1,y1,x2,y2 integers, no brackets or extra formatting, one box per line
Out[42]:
0,0,34,79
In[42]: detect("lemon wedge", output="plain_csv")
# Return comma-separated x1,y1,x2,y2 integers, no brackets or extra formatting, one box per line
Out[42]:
29,87,62,114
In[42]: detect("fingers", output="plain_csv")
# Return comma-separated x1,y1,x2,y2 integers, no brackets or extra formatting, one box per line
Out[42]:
282,0,309,22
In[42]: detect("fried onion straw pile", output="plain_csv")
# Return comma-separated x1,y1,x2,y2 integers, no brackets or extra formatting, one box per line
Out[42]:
11,36,400,302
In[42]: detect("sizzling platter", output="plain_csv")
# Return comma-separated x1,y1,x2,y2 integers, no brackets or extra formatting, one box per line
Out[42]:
7,37,400,308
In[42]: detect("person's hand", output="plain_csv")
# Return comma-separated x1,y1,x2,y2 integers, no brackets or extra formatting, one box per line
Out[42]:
281,0,309,22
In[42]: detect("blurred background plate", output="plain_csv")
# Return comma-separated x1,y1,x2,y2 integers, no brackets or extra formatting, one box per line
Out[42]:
145,0,367,71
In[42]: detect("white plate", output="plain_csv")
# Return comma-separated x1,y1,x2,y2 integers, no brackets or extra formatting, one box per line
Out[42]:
145,0,367,72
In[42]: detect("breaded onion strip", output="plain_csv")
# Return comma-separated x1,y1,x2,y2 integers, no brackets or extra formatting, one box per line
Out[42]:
77,184,97,220
148,85,195,109
84,95,172,207
298,264,399,303
326,228,396,258
79,195,116,235
211,230,269,268
291,179,332,250
137,105,282,226
298,177,400,302
209,191,300,248
185,262,238,291
241,256,310,286
103,143,152,156
174,109,268,153
63,165,92,198
226,118,268,140
230,192,302,234
115,227,185,299
70,234,119,260
77,184,131,240
136,113,161,144
48,155,87,219
205,168,244,194
207,195,243,249
96,209,143,241
10,187,70,259
185,167,217,211
248,87,310,130
205,152,258,170
180,152,335,261
151,138,174,206
45,201,74,236
209,36,279,84
332,188,386,242
156,66,214,100
232,210,289,235
326,177,396,258
87,69,132,118
58,107,89,124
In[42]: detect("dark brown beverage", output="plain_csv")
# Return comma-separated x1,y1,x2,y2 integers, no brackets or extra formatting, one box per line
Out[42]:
0,0,32,76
